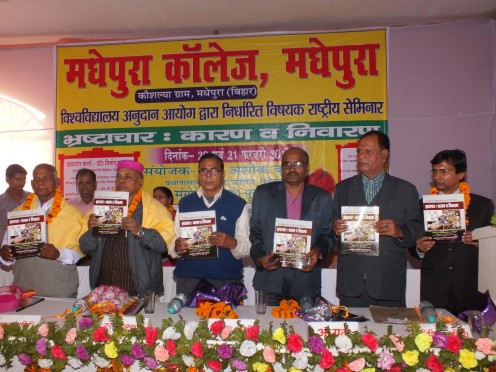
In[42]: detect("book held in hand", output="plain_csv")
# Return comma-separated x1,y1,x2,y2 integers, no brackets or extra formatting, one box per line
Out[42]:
273,218,312,269
179,210,218,259
92,191,129,237
7,208,47,258
422,194,466,243
341,206,379,255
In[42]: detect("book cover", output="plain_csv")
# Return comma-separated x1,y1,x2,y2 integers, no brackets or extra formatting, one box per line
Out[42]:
273,218,312,269
7,208,47,258
179,210,218,259
92,191,129,237
341,206,379,255
422,194,466,243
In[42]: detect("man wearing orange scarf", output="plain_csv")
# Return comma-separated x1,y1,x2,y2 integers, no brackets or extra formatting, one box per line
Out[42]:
0,164,84,297
411,149,494,315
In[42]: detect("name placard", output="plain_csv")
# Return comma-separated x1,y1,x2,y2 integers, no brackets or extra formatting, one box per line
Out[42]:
0,315,42,326
419,323,471,338
101,315,150,334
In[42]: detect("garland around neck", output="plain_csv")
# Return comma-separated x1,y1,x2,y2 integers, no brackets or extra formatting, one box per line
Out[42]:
430,181,471,225
21,188,64,224
127,188,142,217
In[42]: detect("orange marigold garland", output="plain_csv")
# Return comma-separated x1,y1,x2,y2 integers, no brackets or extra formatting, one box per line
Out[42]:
22,187,63,224
195,301,238,319
271,299,300,318
127,188,142,217
430,181,471,225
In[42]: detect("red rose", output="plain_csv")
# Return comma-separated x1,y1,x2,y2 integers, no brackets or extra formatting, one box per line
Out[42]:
145,327,158,347
93,327,109,342
388,366,402,372
210,320,224,337
51,344,66,360
287,333,303,353
192,341,204,358
447,334,461,353
426,354,444,372
166,340,177,356
319,348,335,369
246,325,260,341
207,360,222,371
361,333,378,352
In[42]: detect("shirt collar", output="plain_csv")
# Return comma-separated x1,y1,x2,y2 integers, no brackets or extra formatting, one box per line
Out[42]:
196,187,223,207
361,171,386,185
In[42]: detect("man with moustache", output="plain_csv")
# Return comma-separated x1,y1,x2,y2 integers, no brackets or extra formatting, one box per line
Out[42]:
80,160,174,297
333,130,423,307
410,149,494,315
69,168,97,216
0,164,84,297
0,164,29,242
250,147,334,305
170,153,250,297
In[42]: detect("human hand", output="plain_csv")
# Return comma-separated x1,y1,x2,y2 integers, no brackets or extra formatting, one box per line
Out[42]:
87,214,99,229
375,219,403,239
300,247,319,272
416,236,435,253
462,231,478,247
174,237,190,256
333,219,347,236
121,217,140,236
209,232,237,250
256,254,281,271
38,244,60,260
0,245,13,262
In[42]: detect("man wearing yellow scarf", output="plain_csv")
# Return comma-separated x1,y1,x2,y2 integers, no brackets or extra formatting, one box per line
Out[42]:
0,164,84,297
412,149,494,316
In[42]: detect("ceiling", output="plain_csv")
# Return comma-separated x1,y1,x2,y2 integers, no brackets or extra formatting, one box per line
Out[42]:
1,0,496,47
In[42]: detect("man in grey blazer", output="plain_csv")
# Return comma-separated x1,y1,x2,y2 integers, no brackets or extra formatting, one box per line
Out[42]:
250,147,334,306
333,130,423,307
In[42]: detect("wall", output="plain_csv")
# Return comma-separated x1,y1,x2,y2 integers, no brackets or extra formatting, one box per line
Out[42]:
0,19,495,203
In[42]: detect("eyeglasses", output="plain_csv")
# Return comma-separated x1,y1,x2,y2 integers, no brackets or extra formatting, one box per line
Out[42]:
429,169,455,176
281,161,307,169
198,168,222,176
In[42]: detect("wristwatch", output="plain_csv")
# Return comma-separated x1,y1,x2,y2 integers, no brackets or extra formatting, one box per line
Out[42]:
136,228,145,239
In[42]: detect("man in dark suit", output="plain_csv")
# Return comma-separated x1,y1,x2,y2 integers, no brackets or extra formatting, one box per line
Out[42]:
333,130,423,307
411,149,494,316
250,147,334,306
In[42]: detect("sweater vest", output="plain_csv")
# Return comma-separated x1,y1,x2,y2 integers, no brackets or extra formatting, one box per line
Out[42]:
174,189,245,280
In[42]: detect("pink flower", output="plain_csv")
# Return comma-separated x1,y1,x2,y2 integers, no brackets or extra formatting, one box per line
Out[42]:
166,340,177,356
153,345,169,362
210,320,224,337
287,333,303,353
207,360,222,371
447,334,461,353
246,325,260,341
319,348,335,369
0,324,4,340
361,333,378,352
51,344,66,360
389,334,404,352
65,327,77,344
221,326,233,340
192,341,204,358
37,324,49,337
263,346,276,363
476,338,496,355
348,357,365,371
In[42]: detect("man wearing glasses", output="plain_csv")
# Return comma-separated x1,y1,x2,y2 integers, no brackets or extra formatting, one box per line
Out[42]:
250,147,334,305
170,153,251,297
410,149,494,315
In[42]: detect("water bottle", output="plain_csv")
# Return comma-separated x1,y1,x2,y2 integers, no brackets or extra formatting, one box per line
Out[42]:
300,297,314,313
72,298,88,315
168,293,187,314
419,301,438,323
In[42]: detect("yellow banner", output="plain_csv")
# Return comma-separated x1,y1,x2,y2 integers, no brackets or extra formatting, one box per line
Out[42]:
56,30,387,202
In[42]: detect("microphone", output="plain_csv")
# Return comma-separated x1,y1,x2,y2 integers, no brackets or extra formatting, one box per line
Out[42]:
419,300,438,323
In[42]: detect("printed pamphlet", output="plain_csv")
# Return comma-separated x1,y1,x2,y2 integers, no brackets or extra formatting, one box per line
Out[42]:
341,206,379,255
179,210,218,259
92,191,129,237
422,194,466,242
7,208,47,258
273,218,312,269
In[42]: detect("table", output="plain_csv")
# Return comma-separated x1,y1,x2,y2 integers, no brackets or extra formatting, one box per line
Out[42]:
0,264,421,307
